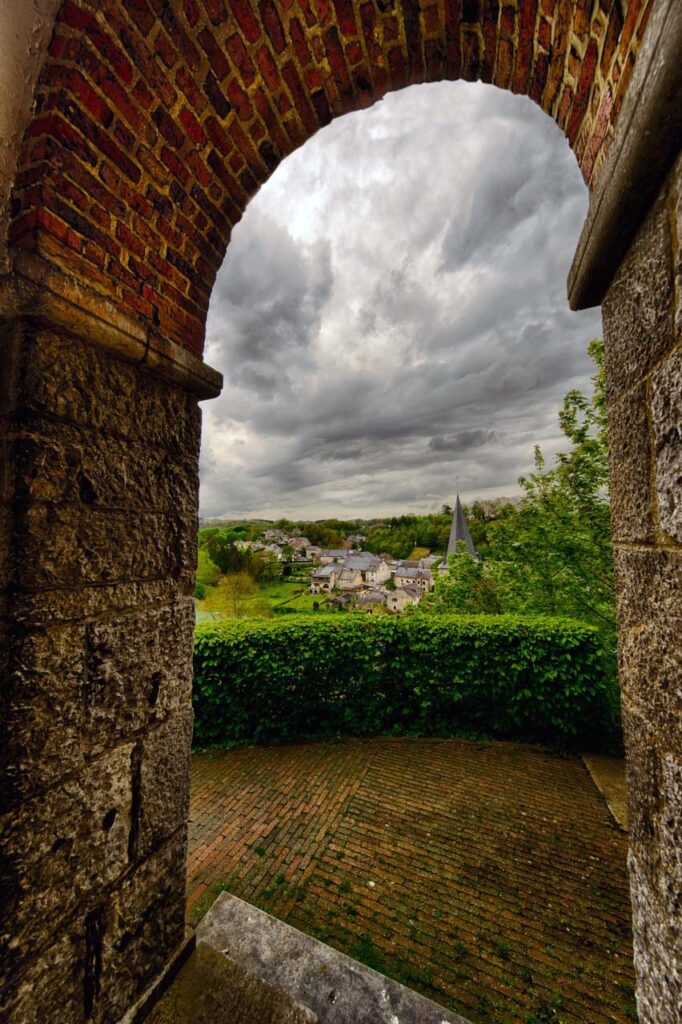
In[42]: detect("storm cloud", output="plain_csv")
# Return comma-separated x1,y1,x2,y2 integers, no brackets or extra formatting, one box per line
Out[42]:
200,80,602,519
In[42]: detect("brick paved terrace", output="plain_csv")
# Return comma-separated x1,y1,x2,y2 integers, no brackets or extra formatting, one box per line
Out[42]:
187,738,637,1024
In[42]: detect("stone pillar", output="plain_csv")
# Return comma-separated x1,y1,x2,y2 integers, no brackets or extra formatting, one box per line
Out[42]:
0,315,213,1022
567,6,682,1019
601,156,682,1024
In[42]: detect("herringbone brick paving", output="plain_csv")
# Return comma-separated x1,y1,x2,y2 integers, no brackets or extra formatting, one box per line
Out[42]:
187,737,637,1024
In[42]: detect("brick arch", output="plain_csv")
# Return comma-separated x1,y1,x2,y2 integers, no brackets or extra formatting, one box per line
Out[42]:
8,0,650,357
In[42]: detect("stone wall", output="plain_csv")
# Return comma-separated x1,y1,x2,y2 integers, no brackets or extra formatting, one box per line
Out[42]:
602,155,682,1024
0,324,200,1022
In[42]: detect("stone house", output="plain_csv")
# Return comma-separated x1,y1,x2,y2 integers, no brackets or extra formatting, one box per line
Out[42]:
386,587,421,613
345,553,392,586
393,566,433,593
336,568,364,592
319,549,348,564
310,565,338,594
356,591,386,611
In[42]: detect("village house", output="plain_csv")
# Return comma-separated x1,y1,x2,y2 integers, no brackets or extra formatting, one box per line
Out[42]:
310,564,339,594
393,566,433,593
319,548,348,565
386,586,421,613
263,528,288,542
345,553,392,586
356,591,386,611
336,567,364,591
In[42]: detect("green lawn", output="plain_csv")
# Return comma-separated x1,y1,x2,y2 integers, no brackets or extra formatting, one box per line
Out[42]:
195,567,331,620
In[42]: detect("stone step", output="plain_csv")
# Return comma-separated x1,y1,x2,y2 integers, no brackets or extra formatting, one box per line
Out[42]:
146,892,472,1023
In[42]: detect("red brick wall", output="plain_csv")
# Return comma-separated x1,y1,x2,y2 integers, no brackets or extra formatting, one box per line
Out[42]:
8,0,652,355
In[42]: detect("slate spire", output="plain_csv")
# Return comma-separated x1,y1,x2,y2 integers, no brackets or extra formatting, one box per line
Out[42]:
445,490,480,560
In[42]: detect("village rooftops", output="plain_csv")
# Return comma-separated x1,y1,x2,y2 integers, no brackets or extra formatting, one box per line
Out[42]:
312,565,338,578
394,566,431,580
357,591,386,605
345,553,383,571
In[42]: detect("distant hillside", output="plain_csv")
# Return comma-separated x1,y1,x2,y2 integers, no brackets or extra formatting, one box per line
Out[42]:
198,499,520,562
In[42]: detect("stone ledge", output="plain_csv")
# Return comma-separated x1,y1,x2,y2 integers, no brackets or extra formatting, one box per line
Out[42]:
568,0,682,310
0,251,222,400
192,891,473,1024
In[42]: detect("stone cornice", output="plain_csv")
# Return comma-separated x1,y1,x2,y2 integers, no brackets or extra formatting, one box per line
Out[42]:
568,0,682,310
0,250,223,400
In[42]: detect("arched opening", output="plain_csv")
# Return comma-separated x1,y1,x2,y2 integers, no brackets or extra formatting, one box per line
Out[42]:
187,80,633,1024
1,4,679,1024
200,79,602,520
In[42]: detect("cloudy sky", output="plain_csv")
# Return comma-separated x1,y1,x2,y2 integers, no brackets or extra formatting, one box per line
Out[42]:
199,80,602,520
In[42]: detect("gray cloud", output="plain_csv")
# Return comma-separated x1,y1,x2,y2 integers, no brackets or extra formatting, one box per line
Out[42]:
199,81,602,519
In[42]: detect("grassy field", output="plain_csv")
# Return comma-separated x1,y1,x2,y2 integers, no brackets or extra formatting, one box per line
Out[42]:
408,547,431,559
195,568,331,621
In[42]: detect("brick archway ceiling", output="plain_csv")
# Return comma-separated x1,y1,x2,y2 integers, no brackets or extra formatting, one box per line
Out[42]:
9,0,651,356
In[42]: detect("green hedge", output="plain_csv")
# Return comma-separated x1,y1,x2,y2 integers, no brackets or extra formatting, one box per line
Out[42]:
193,615,618,749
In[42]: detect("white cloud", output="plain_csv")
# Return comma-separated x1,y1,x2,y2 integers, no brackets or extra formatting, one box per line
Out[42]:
200,80,602,519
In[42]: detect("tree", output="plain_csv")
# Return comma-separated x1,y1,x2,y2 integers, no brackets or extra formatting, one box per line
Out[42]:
202,572,259,618
433,542,504,614
251,551,282,581
206,533,243,574
429,340,615,639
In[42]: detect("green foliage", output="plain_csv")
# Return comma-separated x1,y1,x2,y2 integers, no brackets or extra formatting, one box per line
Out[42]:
429,341,615,643
196,547,221,588
193,615,616,751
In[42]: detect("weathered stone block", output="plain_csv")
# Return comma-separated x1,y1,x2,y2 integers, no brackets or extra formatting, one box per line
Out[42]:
19,329,201,453
2,602,196,808
2,624,86,809
602,190,675,399
607,381,655,543
11,578,190,628
0,744,133,987
619,702,682,1023
651,346,682,543
0,507,12,592
99,832,188,1023
137,709,194,861
613,547,682,629
674,152,682,336
628,852,682,1024
9,419,199,515
0,927,86,1024
620,624,682,767
84,602,195,752
12,506,194,588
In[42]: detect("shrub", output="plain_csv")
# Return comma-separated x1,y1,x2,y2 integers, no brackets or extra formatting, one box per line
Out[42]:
193,615,617,750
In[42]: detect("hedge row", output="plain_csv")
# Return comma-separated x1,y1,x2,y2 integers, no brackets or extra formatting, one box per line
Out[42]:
193,615,618,750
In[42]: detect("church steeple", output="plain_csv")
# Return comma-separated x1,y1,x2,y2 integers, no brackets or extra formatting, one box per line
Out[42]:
443,488,480,564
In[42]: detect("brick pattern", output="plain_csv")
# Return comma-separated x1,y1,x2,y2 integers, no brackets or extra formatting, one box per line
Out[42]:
8,0,652,355
188,737,637,1024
